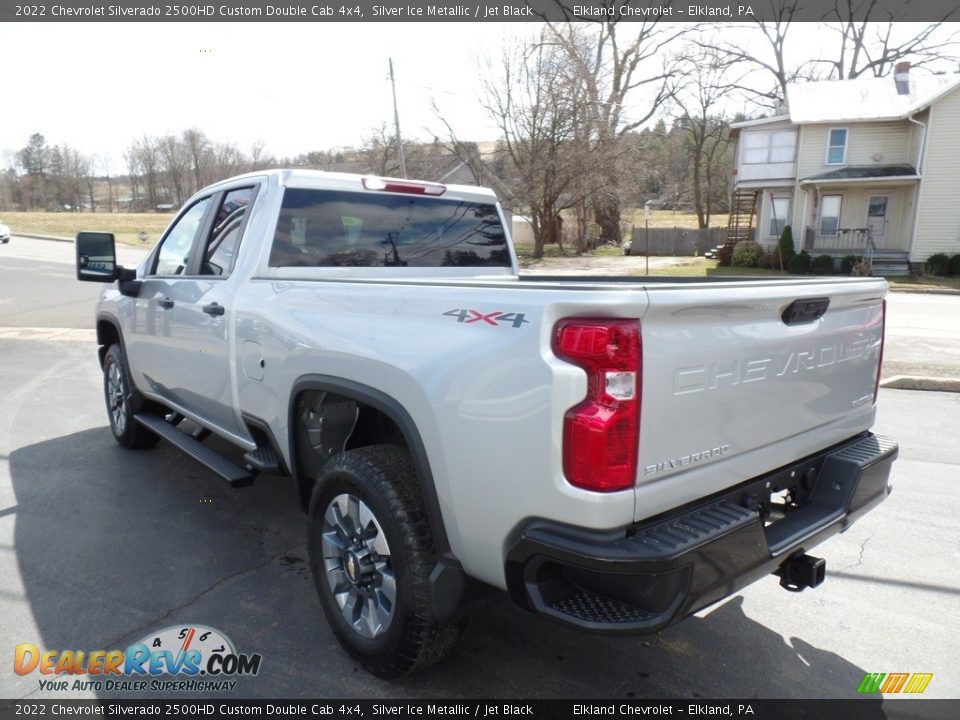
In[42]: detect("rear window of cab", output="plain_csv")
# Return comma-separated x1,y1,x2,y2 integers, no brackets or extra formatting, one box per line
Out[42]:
268,188,510,268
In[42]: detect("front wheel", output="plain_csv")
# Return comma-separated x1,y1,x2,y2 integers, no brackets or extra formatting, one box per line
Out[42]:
102,344,158,449
307,444,466,677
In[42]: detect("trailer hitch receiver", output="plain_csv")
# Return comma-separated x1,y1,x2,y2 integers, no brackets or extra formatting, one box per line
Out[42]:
777,553,826,592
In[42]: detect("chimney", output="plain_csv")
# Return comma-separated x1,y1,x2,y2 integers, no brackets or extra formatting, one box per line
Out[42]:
895,61,911,95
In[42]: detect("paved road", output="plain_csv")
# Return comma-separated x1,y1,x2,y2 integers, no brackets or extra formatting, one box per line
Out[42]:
0,333,956,701
0,236,148,330
884,293,960,380
0,234,958,702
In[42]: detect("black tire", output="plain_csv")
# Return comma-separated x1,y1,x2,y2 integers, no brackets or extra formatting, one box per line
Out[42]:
307,444,466,678
102,344,159,449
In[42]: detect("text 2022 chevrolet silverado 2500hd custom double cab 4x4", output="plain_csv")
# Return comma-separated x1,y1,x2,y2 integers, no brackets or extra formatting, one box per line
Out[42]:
75,170,897,677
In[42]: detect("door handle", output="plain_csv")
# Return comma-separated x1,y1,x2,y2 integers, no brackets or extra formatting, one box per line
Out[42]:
203,302,225,316
158,297,174,309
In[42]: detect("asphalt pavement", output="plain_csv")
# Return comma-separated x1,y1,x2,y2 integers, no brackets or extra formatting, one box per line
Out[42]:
1,236,958,703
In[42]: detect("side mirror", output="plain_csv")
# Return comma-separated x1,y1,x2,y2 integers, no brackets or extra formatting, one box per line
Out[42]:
76,232,118,282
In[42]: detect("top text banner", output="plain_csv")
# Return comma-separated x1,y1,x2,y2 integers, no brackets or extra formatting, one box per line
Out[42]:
1,0,958,22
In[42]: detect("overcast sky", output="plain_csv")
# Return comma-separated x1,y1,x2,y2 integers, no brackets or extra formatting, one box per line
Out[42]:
1,22,954,174
0,22,526,172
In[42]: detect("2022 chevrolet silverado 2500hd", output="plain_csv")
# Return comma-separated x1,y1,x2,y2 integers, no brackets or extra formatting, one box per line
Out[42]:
76,170,897,677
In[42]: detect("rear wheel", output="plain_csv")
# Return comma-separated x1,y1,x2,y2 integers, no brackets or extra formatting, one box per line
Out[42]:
307,444,466,677
102,344,158,449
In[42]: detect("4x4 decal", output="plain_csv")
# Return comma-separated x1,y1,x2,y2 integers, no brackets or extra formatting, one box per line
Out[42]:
443,309,529,328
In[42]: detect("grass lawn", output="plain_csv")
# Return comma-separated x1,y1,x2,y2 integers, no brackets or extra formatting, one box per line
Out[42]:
513,242,625,260
624,209,729,229
886,276,960,292
2,211,174,246
633,259,960,291
632,260,789,278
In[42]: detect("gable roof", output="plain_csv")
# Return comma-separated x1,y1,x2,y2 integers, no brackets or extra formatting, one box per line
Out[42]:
787,73,960,124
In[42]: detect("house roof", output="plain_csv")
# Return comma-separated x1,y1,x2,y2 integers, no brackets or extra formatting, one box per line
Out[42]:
728,114,791,130
799,164,920,183
787,73,960,123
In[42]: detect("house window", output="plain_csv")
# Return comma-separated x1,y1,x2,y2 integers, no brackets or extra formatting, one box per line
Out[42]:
819,195,842,236
742,129,797,164
769,196,790,237
826,128,848,165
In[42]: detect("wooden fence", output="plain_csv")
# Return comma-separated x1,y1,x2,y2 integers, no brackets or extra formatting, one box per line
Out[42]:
628,226,726,256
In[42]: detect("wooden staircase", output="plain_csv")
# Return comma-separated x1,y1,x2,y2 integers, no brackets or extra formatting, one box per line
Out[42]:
705,189,759,259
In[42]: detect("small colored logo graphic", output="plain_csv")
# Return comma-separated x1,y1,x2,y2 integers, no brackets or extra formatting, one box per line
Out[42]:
14,625,261,684
857,672,933,694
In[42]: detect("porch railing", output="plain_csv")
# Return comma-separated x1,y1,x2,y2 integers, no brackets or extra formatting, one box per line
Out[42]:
803,227,875,273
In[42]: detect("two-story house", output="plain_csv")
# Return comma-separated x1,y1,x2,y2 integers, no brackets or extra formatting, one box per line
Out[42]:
728,64,960,275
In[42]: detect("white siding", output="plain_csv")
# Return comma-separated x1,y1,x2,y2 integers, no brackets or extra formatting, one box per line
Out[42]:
805,186,912,252
757,190,795,248
797,121,913,179
911,86,960,260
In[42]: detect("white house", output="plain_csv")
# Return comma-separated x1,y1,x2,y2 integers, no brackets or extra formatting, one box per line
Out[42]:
728,64,960,275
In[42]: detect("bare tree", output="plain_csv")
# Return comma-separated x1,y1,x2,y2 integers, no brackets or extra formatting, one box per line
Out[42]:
816,2,959,80
669,48,739,228
694,1,800,109
697,1,960,109
543,18,689,244
160,134,189,205
182,128,211,193
480,31,592,257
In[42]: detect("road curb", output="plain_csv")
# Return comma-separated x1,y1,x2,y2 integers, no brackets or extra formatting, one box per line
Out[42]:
880,375,960,392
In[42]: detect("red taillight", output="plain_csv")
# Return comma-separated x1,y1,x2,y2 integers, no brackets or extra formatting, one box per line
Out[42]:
553,319,641,492
874,299,886,404
362,177,446,196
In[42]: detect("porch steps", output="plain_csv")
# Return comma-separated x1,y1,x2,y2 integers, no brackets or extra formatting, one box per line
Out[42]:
869,251,911,278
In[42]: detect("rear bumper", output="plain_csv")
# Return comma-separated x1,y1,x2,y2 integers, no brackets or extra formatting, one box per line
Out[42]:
505,432,897,634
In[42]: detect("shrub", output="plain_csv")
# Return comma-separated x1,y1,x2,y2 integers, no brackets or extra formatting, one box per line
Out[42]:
757,251,778,270
841,255,863,275
851,261,871,277
950,254,960,276
717,243,735,267
731,240,764,267
776,225,796,268
788,250,812,275
926,253,952,276
811,254,835,274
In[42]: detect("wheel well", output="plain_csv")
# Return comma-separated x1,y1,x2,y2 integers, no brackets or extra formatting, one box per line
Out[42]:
96,319,121,367
294,390,407,509
289,377,452,557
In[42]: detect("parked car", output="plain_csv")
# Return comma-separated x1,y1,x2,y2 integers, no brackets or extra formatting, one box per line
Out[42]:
0,219,10,243
75,169,897,678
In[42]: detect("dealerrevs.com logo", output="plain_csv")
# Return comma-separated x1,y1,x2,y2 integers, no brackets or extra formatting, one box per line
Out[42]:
15,625,262,693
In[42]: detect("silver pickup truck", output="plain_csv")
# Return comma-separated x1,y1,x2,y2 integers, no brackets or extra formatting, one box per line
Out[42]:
76,169,897,677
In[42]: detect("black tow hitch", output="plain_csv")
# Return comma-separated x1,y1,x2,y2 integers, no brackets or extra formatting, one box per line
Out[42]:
777,553,826,592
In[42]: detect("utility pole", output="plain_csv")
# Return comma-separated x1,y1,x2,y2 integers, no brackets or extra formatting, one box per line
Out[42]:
388,58,407,178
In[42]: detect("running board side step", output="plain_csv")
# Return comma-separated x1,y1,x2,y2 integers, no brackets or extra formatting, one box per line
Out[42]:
134,413,255,487
242,446,281,474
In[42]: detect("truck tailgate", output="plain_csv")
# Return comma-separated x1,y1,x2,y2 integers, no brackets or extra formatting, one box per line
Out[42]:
636,279,886,518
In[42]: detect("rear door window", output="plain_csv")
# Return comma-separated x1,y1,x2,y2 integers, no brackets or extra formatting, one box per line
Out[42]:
268,188,510,268
202,186,256,276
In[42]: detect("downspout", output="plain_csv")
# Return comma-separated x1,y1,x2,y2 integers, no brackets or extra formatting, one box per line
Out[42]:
906,113,927,265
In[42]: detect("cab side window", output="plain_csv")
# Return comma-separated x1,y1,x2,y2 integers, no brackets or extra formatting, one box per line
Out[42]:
203,187,255,276
152,197,212,276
